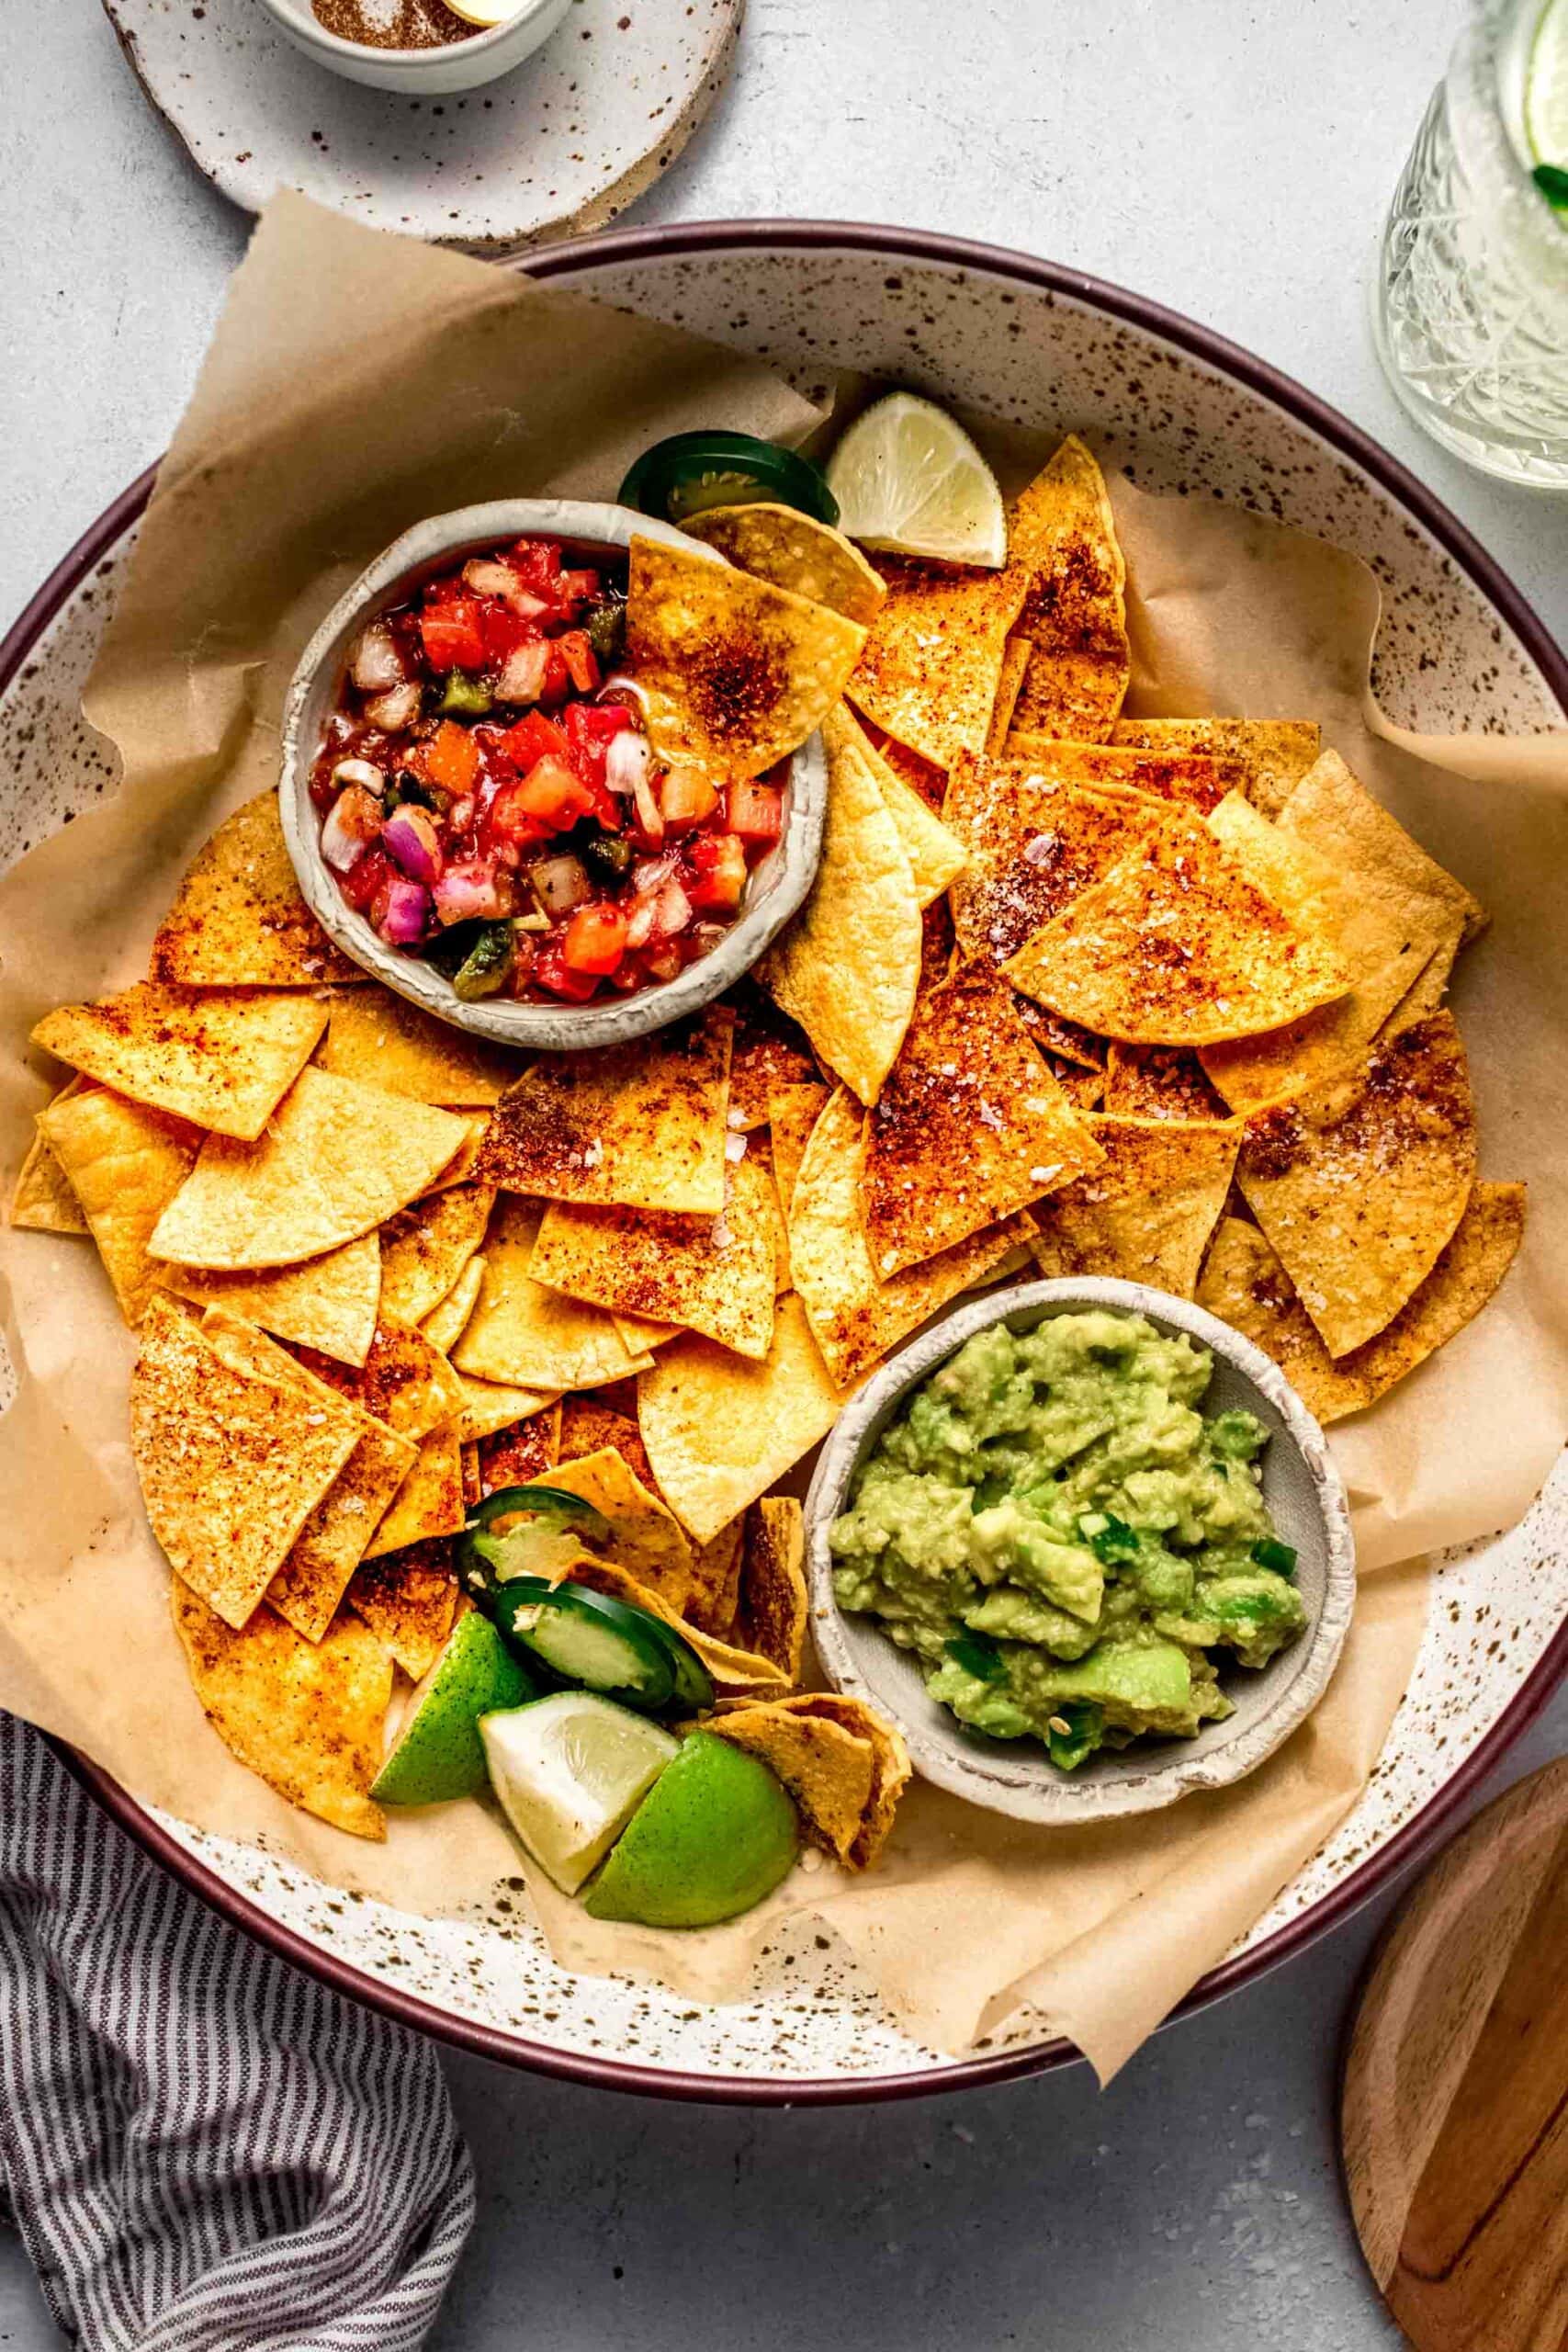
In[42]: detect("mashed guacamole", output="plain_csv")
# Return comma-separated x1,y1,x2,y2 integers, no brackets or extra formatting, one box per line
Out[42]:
829,1308,1307,1770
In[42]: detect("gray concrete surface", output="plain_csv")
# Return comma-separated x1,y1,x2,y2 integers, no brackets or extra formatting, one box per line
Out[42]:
3,2,1566,2345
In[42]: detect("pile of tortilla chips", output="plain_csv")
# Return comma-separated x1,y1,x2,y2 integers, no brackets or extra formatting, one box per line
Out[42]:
11,432,1526,1877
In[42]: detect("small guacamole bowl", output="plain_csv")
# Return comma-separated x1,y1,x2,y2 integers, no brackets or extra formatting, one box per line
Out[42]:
802,1278,1356,1826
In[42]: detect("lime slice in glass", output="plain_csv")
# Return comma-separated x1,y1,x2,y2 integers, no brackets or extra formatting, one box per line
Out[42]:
479,1691,679,1893
824,392,1008,568
584,1730,799,1927
1526,0,1568,164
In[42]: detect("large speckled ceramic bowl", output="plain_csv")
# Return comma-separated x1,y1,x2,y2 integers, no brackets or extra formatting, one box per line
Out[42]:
804,1279,1356,1825
5,223,1566,2103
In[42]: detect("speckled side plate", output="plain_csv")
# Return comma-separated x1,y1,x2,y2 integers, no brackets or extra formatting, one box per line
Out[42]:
100,0,739,254
6,223,1567,2103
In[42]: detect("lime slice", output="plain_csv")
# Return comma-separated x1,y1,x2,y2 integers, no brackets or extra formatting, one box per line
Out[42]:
479,1692,679,1893
444,0,525,23
372,1611,536,1807
584,1730,799,1928
1526,0,1568,163
825,392,1008,569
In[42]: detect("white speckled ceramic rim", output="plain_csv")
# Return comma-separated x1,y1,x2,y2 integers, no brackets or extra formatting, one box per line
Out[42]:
276,497,828,1049
804,1278,1356,1826
6,219,1567,2106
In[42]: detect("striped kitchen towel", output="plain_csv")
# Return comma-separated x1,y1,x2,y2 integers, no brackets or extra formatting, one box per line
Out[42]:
0,1714,474,2350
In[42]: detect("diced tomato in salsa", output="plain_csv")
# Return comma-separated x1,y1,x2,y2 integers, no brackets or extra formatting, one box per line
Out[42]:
419,599,488,673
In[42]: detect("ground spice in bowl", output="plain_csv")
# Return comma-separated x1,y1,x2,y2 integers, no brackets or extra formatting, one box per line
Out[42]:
310,0,479,47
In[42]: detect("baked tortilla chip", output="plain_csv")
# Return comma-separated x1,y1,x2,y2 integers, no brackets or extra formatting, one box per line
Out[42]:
789,1087,1034,1385
705,1706,874,1865
1005,437,1129,742
530,1152,778,1362
164,1230,382,1368
727,979,818,1129
291,1314,467,1442
943,752,1156,966
999,736,1226,817
131,1295,363,1628
1383,912,1465,1032
1278,751,1486,944
682,503,886,624
318,986,518,1106
1102,1044,1228,1123
1197,1188,1525,1423
827,704,967,908
767,1083,830,1224
345,1540,460,1682
33,982,327,1142
473,1009,732,1216
1029,1115,1240,1298
543,1446,697,1615
8,1085,90,1232
417,1111,491,1196
863,963,1105,1277
559,1553,791,1697
626,535,866,787
846,553,1029,773
421,1255,485,1354
378,1184,495,1328
685,1514,747,1638
750,1693,912,1868
730,1497,808,1684
1235,1011,1478,1357
638,1294,840,1546
477,1402,562,1494
755,723,921,1105
172,1578,390,1841
150,792,360,988
457,1374,559,1443
558,1396,654,1487
453,1196,654,1391
987,636,1032,752
362,1423,466,1558
1043,1053,1105,1111
149,1068,468,1270
1003,817,1352,1046
1111,718,1322,819
38,1084,201,1323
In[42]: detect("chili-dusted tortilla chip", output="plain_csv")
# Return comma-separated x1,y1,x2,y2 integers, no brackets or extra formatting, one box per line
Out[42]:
558,1396,653,1486
421,1254,485,1354
682,503,886,624
767,1082,830,1226
943,753,1156,967
362,1422,466,1558
638,1293,840,1546
1005,437,1129,742
754,724,921,1105
1278,751,1486,944
543,1446,697,1615
999,737,1227,818
1043,1053,1105,1111
318,986,518,1106
1235,1011,1478,1357
746,1692,912,1868
730,1497,808,1684
827,705,967,908
292,1314,467,1442
987,636,1032,752
1197,1188,1525,1423
685,1515,747,1638
473,1009,732,1216
705,1706,874,1865
171,1578,390,1841
457,1374,559,1443
378,1184,495,1328
8,1081,90,1232
626,535,866,787
1102,1044,1228,1123
150,792,361,988
863,963,1105,1278
453,1197,653,1391
345,1541,460,1683
1029,1114,1240,1298
38,1085,202,1324
417,1110,491,1194
164,1231,382,1368
529,1151,778,1363
149,1069,469,1270
130,1295,363,1628
477,1402,562,1494
846,553,1029,773
1003,817,1352,1046
726,979,818,1129
33,983,327,1142
871,728,948,810
1011,996,1106,1074
789,1087,1034,1385
560,1553,790,1698
1111,718,1322,819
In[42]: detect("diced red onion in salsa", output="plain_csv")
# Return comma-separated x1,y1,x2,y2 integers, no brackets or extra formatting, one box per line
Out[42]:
310,534,786,1004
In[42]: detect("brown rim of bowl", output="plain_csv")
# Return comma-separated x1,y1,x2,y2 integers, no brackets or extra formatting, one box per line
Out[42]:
6,217,1566,2108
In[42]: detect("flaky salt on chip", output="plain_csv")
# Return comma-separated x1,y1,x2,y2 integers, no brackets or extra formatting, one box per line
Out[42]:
345,1540,460,1682
150,792,360,988
729,1497,808,1684
706,1706,874,1866
318,986,518,1106
755,725,921,1106
1279,751,1486,944
638,1294,840,1547
1003,817,1351,1046
846,554,1028,774
561,1552,791,1697
729,1692,912,1869
1029,1115,1240,1298
164,1230,382,1367
999,736,1227,818
1111,718,1322,819
474,1009,732,1216
171,1578,390,1841
789,1088,1034,1386
863,963,1104,1279
422,1256,485,1354
457,1374,558,1443
1043,1055,1105,1111
39,1085,201,1323
726,980,818,1129
943,753,1155,967
362,1422,466,1558
454,1197,652,1391
292,1313,467,1442
1102,1044,1227,1123
530,1152,778,1363
149,1068,468,1270
626,536,867,787
33,982,327,1142
544,1445,697,1616
826,704,967,908
1235,1011,1478,1358
378,1184,495,1328
681,502,887,624
131,1295,363,1628
1004,436,1130,743
1197,1187,1525,1423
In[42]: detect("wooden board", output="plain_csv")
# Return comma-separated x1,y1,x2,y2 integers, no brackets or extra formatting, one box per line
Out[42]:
1341,1757,1568,2352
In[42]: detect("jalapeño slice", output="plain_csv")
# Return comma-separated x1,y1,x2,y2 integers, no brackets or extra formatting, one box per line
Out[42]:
490,1577,678,1710
619,431,840,528
459,1484,611,1594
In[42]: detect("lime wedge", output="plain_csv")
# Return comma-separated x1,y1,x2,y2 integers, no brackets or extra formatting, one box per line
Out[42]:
479,1692,679,1893
825,392,1008,569
584,1730,799,1928
1526,0,1568,163
372,1611,536,1807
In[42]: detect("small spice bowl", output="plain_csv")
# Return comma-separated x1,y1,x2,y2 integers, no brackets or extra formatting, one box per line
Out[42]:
803,1277,1357,1826
254,0,571,95
277,498,828,1050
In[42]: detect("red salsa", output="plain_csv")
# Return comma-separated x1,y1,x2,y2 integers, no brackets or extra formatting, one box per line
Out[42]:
310,535,786,1004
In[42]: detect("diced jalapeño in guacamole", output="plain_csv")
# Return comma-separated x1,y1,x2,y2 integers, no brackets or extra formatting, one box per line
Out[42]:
829,1310,1307,1770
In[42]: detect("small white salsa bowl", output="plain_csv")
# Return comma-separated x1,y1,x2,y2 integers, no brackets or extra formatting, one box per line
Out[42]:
253,0,571,95
803,1277,1357,1826
277,499,828,1050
